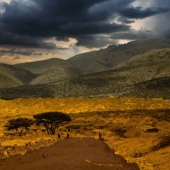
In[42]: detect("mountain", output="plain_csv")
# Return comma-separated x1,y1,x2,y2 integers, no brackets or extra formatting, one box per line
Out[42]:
68,39,170,74
1,48,170,99
15,58,73,74
1,39,170,99
0,63,36,88
30,63,83,85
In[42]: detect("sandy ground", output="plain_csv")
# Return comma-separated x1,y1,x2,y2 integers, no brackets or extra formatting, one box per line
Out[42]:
0,138,139,170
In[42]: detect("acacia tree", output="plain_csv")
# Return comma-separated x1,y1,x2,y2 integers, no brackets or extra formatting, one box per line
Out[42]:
33,112,71,135
5,118,34,136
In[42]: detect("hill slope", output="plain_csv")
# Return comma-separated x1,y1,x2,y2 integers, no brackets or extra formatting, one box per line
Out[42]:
0,63,36,88
121,76,170,99
111,48,170,83
30,63,83,85
15,58,73,74
68,39,170,74
1,74,170,99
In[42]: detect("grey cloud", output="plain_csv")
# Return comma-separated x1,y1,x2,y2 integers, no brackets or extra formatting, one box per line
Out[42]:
145,11,170,39
117,17,135,24
149,0,170,8
0,49,35,56
110,29,157,39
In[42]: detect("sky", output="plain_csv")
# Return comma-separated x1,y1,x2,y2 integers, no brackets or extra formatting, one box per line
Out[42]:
0,0,170,64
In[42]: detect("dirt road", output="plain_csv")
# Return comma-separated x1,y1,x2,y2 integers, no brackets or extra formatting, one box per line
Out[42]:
0,138,139,170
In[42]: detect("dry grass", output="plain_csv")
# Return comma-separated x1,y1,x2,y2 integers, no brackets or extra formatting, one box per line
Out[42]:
0,97,170,170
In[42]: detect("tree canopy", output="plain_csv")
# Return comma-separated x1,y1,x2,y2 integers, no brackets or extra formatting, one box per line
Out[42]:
33,112,71,135
4,118,34,136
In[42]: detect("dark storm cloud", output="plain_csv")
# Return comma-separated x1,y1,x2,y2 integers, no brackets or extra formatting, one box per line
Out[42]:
0,26,57,49
119,7,170,19
0,0,170,49
60,22,129,36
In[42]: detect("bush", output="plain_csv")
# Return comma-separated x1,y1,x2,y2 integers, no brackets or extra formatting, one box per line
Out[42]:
111,126,127,138
4,118,34,136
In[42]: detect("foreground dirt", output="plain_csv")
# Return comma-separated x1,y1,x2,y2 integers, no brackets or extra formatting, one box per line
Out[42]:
0,138,139,170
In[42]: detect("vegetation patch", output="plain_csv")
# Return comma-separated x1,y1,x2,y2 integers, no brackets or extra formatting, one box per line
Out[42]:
111,126,127,138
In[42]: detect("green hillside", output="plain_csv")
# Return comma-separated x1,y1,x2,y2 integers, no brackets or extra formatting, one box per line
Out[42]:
15,58,73,74
30,63,83,85
0,73,20,88
110,48,170,83
68,39,170,74
121,76,170,99
0,63,36,88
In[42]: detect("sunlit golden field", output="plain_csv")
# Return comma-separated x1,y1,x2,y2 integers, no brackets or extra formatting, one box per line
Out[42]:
0,97,170,170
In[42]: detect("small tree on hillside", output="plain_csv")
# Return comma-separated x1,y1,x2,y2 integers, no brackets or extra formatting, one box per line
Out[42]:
33,112,71,135
4,118,34,136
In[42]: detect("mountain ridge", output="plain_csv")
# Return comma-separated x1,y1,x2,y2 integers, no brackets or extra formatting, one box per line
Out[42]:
15,58,72,74
68,39,170,74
